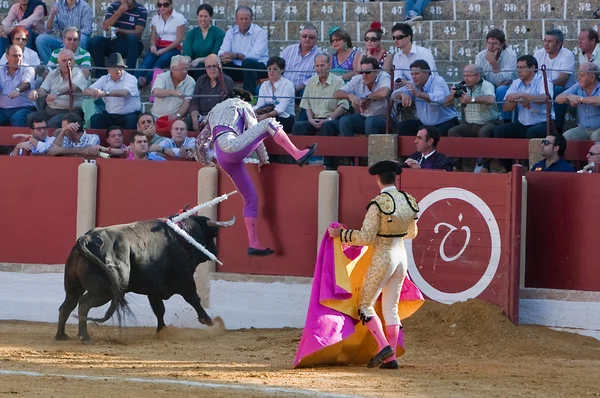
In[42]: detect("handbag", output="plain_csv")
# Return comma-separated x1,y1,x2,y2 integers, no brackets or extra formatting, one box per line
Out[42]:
255,104,275,115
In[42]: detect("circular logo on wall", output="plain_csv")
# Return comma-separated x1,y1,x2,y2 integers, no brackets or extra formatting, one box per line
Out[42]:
405,188,501,304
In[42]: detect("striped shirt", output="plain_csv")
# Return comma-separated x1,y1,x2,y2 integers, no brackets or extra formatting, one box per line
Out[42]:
280,44,320,89
461,79,500,124
104,1,147,31
62,132,100,148
150,71,195,118
47,47,91,70
48,0,92,36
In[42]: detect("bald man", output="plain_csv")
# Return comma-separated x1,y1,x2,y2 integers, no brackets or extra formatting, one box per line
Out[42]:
149,119,196,159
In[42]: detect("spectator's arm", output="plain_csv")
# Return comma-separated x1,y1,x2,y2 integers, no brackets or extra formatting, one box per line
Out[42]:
218,29,233,56
425,78,449,104
16,5,45,28
53,128,66,147
80,5,93,36
176,99,191,118
556,84,578,103
329,103,347,120
553,72,571,88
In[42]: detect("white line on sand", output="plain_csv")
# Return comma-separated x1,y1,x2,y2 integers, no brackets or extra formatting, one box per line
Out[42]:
0,369,362,398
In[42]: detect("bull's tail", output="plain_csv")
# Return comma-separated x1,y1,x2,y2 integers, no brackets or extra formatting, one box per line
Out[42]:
76,235,132,325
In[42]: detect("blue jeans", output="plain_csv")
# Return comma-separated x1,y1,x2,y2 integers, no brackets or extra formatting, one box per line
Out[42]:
496,84,514,121
327,114,388,136
35,33,90,64
0,106,35,127
134,48,181,83
553,86,567,130
89,34,144,78
404,0,431,18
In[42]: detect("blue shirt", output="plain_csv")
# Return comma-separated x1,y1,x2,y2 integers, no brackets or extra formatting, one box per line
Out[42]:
505,74,554,126
396,74,458,125
148,152,166,161
561,82,600,129
531,158,575,172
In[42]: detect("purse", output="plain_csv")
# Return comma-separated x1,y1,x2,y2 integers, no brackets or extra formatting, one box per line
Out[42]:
255,104,275,115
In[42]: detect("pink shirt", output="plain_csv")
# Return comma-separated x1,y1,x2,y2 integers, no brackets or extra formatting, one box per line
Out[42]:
1,4,46,35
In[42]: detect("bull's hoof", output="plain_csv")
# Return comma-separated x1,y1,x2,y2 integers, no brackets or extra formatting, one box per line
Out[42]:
199,317,214,326
78,335,93,345
55,333,69,341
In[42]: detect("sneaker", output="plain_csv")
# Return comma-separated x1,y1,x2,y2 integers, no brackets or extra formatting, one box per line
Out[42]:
474,162,484,173
406,13,423,23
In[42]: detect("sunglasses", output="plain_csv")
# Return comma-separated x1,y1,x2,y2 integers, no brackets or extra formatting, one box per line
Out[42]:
360,70,374,75
302,34,317,39
365,36,379,42
205,64,219,69
156,2,170,7
393,34,407,40
541,139,555,146
331,37,343,43
13,37,27,42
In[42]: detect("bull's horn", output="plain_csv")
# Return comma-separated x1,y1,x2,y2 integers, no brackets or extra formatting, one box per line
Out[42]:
207,215,236,228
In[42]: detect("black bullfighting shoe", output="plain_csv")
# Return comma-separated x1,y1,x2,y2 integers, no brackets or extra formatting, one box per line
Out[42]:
248,247,275,256
379,359,399,369
297,143,317,167
367,345,394,368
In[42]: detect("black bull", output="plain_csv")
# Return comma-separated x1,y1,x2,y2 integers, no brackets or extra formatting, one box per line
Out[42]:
55,215,234,344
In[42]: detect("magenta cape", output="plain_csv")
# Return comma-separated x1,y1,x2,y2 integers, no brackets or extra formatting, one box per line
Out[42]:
293,223,424,368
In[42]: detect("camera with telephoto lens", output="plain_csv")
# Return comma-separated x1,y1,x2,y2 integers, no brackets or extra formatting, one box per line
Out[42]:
453,81,467,98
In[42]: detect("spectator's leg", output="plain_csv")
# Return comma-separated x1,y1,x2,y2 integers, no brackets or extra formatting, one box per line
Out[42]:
493,121,527,138
10,107,35,127
221,62,244,82
448,122,478,137
35,34,63,65
563,126,589,140
553,86,566,132
591,128,600,141
276,115,295,135
339,114,366,136
123,111,141,131
27,28,39,52
478,120,500,138
0,109,11,126
134,51,159,83
526,122,548,139
404,0,416,18
495,85,513,122
241,58,267,95
150,49,181,81
319,119,340,136
47,110,69,128
78,34,90,51
436,117,460,136
396,119,421,136
365,116,387,135
89,36,112,78
120,34,143,74
90,112,110,129
406,0,430,19
292,121,318,136
0,37,9,56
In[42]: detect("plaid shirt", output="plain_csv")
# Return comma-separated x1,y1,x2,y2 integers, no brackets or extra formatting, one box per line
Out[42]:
62,132,100,148
461,79,500,124
49,0,92,36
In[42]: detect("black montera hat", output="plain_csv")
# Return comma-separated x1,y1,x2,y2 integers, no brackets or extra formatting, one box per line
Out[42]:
368,160,403,176
106,53,127,68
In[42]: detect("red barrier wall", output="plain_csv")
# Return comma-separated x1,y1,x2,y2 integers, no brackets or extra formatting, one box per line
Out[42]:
0,156,80,264
525,172,600,291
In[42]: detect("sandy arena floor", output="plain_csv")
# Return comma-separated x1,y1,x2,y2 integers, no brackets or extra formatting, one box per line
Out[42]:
0,300,598,397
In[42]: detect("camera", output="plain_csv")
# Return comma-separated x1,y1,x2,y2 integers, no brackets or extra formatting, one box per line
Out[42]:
453,81,467,98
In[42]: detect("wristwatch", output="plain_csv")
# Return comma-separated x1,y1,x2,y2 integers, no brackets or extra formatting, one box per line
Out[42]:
471,97,476,103
176,113,181,118
15,87,20,93
327,117,333,121
105,90,110,96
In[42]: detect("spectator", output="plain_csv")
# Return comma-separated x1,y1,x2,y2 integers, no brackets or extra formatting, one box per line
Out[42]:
475,29,517,123
404,126,453,171
254,56,295,134
35,0,92,64
404,0,431,22
0,0,47,53
354,21,392,76
530,133,575,172
280,24,320,97
534,29,575,133
556,63,600,140
10,116,55,155
218,5,268,95
0,26,41,67
150,55,195,126
578,141,600,173
27,49,88,127
84,53,141,130
45,27,91,79
127,130,165,160
183,4,225,80
391,23,436,88
150,119,194,159
292,53,348,136
329,26,357,82
90,0,148,79
0,45,35,126
331,56,391,136
578,28,600,67
493,55,552,139
135,0,187,88
137,111,165,146
394,60,459,136
49,112,101,156
99,125,128,157
188,53,234,131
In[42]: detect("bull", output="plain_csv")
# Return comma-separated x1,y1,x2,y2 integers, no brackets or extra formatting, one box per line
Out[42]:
55,214,234,344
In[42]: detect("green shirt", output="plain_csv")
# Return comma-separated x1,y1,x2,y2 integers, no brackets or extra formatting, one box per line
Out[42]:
47,47,91,69
183,25,225,60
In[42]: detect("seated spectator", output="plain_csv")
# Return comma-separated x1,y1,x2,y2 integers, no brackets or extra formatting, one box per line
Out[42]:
292,53,348,136
331,56,391,136
183,4,225,80
254,56,295,134
391,23,436,88
475,29,517,123
394,60,459,136
150,119,194,159
49,112,101,156
127,130,165,160
578,141,600,173
218,5,268,95
578,28,600,67
35,0,92,64
0,27,41,68
534,29,575,133
0,0,46,53
530,133,575,172
90,0,148,79
328,26,357,82
404,0,430,22
493,55,553,139
404,126,452,171
0,45,35,126
43,27,91,79
353,22,392,76
99,125,129,157
84,53,140,130
556,63,600,141
27,49,88,127
188,54,234,131
280,24,320,98
137,111,165,146
135,0,186,88
10,116,54,155
150,55,195,128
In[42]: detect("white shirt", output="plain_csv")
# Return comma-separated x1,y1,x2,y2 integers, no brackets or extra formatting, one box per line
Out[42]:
419,150,436,164
90,71,141,114
578,43,600,67
151,10,187,42
40,67,88,109
505,73,555,125
11,136,56,155
393,44,437,82
254,77,295,118
534,47,576,88
0,47,41,68
341,72,391,117
475,46,517,85
218,23,269,66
